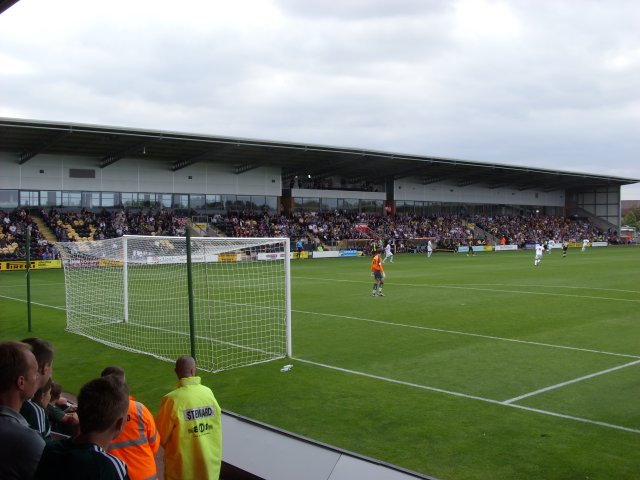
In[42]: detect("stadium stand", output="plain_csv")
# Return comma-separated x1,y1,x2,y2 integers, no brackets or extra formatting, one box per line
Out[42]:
1,207,621,260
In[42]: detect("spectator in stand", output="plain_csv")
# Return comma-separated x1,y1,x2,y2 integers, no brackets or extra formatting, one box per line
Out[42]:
156,355,222,480
101,366,160,480
0,341,46,480
20,338,54,440
34,375,130,480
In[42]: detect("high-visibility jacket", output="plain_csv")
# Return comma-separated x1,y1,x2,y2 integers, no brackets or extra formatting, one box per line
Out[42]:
156,377,222,480
107,395,160,480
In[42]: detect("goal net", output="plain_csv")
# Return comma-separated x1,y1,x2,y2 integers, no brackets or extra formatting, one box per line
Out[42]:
56,235,291,372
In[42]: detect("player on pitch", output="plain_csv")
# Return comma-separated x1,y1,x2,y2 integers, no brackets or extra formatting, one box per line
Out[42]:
371,248,385,296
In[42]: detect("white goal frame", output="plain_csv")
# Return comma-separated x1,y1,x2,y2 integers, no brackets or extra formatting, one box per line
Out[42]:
57,235,291,372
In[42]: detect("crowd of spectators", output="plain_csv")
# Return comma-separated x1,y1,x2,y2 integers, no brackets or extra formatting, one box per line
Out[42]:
214,210,611,250
473,214,606,247
0,207,623,260
213,211,475,249
42,208,187,242
0,209,58,261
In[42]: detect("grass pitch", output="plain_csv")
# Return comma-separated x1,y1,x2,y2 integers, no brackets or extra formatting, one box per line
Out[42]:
1,246,639,479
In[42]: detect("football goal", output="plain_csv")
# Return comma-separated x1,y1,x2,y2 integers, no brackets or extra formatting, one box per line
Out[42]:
56,235,291,372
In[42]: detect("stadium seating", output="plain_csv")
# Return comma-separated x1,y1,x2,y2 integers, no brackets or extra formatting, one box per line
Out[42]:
1,207,616,260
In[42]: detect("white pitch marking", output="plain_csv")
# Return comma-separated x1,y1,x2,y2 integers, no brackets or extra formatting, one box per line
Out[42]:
502,359,640,404
295,358,640,435
294,276,640,303
0,294,66,310
293,309,640,360
459,283,640,294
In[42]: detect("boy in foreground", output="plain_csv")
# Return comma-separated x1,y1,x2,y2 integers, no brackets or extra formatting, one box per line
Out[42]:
34,375,130,480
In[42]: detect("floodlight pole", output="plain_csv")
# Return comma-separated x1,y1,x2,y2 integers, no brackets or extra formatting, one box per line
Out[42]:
26,226,32,332
186,229,196,360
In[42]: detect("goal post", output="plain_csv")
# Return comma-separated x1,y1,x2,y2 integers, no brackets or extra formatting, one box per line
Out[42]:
57,235,291,372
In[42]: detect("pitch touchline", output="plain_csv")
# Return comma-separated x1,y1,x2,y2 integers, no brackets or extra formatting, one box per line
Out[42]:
0,294,66,310
294,358,640,435
294,276,640,303
292,309,640,360
502,359,640,404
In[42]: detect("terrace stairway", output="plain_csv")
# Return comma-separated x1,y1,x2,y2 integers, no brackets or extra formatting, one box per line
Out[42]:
32,215,57,243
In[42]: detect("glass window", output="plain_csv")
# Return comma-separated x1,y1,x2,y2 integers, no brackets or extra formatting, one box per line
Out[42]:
138,193,157,208
0,190,19,208
293,197,305,210
264,196,277,213
341,198,359,212
360,199,382,213
40,191,62,207
172,194,189,209
222,195,236,210
156,194,171,208
20,191,39,207
190,194,205,209
236,195,252,210
320,197,337,212
251,196,267,211
302,197,320,211
101,192,115,208
583,192,595,204
61,191,81,207
206,195,223,210
121,193,137,207
81,192,100,208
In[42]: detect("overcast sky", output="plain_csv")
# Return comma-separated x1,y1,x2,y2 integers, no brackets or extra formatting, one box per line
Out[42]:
1,0,639,199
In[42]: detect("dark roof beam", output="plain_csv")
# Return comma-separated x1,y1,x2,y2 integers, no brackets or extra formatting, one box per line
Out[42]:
457,177,481,187
422,176,446,185
19,129,72,164
235,162,263,175
486,181,511,189
173,143,241,171
101,136,162,168
392,165,428,181
284,155,356,182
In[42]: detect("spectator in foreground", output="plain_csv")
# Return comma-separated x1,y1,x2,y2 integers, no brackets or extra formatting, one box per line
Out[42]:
34,375,130,480
20,338,54,440
156,355,222,480
47,381,78,437
101,366,160,480
0,341,46,480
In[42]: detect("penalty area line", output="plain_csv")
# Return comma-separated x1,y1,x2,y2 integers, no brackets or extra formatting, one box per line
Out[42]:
294,358,640,435
502,359,640,404
292,309,640,360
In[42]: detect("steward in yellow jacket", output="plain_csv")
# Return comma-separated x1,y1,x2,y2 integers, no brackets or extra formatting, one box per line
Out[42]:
156,356,222,480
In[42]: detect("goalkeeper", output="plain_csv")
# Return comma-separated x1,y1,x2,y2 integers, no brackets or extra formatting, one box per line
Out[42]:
371,248,385,297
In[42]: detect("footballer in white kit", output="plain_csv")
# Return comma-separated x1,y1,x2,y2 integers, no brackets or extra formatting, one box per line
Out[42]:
547,239,555,253
582,239,589,251
534,243,544,266
382,243,394,263
427,240,433,258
